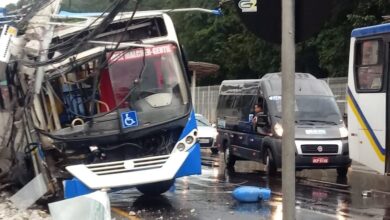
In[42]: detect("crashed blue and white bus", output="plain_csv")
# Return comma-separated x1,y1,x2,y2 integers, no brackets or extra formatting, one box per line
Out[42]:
24,11,201,196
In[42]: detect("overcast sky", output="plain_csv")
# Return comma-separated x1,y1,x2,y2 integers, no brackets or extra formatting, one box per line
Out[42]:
0,0,18,7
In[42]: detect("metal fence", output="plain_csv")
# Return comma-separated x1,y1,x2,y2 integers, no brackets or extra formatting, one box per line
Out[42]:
193,77,348,123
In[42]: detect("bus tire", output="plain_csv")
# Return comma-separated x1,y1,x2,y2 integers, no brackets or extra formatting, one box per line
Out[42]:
136,179,174,196
224,146,236,169
264,148,277,176
337,167,349,177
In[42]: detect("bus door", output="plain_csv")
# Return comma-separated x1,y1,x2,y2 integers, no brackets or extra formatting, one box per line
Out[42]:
348,38,387,174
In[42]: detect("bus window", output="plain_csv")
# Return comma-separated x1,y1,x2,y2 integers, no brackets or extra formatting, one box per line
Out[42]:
355,40,383,91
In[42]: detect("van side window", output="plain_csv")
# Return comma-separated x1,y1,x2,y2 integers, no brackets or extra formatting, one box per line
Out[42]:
355,40,383,92
236,95,255,121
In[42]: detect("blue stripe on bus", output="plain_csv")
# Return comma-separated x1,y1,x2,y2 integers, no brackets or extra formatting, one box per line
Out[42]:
175,142,201,178
175,110,201,178
347,88,386,155
351,23,390,38
179,110,197,139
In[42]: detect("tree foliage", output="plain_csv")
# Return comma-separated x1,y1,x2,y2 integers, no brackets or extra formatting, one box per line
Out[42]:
60,0,390,84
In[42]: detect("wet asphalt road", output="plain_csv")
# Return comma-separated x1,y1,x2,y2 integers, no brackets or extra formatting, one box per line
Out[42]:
110,149,390,220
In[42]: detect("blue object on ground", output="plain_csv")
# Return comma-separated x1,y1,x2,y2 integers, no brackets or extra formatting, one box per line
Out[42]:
232,186,271,202
63,178,93,199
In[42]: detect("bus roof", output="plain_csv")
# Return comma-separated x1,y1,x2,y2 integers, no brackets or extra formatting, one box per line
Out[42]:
351,23,390,38
54,11,167,39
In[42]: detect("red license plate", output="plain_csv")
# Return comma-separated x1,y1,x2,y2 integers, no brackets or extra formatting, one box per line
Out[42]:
312,157,329,164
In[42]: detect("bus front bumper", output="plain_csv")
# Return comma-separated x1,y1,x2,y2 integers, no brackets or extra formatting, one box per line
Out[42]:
66,152,190,190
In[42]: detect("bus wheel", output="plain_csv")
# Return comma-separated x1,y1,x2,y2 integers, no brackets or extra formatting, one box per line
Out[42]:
337,167,349,177
224,147,236,169
264,148,277,176
136,179,174,196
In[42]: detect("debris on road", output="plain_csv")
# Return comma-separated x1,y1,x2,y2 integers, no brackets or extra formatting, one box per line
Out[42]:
10,173,48,210
232,186,271,203
0,192,50,220
49,191,111,220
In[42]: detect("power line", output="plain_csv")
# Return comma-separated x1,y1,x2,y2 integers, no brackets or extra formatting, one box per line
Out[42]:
21,0,131,68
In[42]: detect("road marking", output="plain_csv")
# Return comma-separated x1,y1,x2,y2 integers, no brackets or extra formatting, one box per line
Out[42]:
111,207,140,220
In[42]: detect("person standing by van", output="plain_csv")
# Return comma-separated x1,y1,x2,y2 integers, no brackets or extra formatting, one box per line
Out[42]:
252,104,267,134
251,104,262,124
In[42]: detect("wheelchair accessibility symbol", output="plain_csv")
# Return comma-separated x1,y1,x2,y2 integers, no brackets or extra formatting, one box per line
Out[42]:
121,111,139,128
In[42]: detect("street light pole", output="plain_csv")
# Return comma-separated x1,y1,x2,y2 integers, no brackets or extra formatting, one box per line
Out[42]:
281,0,296,219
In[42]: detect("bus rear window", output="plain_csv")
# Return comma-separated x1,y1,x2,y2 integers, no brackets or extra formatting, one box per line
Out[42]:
355,40,383,92
359,40,380,65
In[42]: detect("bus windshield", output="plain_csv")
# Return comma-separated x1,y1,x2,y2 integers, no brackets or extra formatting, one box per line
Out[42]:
269,95,343,125
108,43,190,125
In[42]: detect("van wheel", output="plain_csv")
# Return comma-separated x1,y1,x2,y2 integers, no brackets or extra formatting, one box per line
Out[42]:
136,179,174,196
337,167,349,177
264,148,277,176
224,147,236,169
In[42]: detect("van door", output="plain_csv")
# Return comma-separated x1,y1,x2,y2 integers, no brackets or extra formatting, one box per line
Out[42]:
246,97,269,161
231,94,262,159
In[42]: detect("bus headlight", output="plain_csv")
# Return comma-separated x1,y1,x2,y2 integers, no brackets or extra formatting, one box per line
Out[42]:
339,126,348,138
274,123,283,137
173,129,198,153
177,143,186,151
185,136,195,144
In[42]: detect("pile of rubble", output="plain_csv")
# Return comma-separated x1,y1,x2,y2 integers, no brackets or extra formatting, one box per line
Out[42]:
0,192,51,220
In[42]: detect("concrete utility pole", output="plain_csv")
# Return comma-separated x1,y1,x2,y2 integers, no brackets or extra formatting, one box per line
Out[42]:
19,0,62,180
281,0,296,219
31,0,62,94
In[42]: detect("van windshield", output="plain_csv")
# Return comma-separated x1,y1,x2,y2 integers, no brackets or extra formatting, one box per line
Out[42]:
268,95,343,125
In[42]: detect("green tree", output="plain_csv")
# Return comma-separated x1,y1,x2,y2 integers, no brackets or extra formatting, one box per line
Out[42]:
59,0,390,83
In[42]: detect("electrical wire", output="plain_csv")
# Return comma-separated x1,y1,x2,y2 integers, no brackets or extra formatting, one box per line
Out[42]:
39,0,145,121
89,0,140,115
26,7,165,79
36,45,147,142
17,0,60,29
44,45,146,120
21,0,131,68
46,2,117,52
100,142,143,151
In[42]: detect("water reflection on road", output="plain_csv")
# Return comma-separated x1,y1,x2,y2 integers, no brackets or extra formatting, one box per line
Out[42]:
111,150,390,220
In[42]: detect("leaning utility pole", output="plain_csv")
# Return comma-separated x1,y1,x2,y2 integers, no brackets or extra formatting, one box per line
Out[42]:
281,0,296,219
19,0,62,178
33,0,63,94
21,0,62,132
